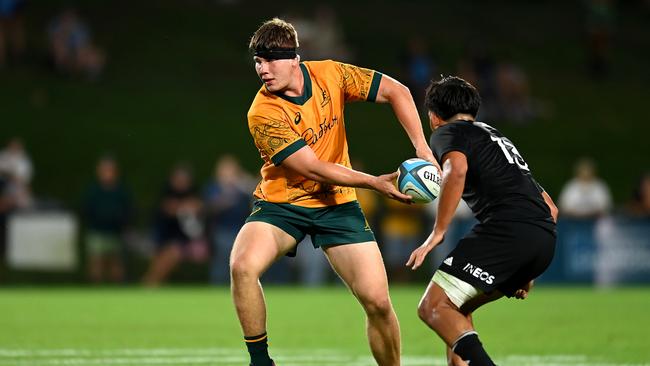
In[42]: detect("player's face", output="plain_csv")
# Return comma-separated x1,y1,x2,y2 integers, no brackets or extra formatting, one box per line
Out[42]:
254,56,295,93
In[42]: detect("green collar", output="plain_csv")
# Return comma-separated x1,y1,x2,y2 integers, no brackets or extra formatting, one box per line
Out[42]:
276,63,312,105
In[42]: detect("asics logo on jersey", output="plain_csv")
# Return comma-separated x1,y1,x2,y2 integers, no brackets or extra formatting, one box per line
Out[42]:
294,112,302,125
463,263,495,284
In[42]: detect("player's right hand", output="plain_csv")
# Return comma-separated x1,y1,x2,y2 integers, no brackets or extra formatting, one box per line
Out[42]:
373,171,413,204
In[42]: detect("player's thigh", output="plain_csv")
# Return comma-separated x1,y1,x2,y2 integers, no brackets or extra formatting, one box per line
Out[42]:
427,270,504,316
418,280,451,313
230,221,298,276
323,242,390,303
458,290,503,315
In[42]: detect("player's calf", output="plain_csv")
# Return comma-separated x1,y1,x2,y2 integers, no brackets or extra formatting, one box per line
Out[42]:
417,278,498,366
451,331,495,366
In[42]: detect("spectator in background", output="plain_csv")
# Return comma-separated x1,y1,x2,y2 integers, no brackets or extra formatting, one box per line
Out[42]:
47,8,105,80
402,36,436,109
378,197,426,282
351,159,381,232
0,137,33,208
585,0,614,79
496,61,538,124
143,164,206,286
557,158,611,277
284,5,352,62
425,198,476,269
458,44,540,124
0,137,32,271
81,155,133,283
282,11,315,59
0,170,15,264
559,158,612,218
457,43,499,121
626,173,650,217
0,0,26,68
309,5,352,61
203,155,253,285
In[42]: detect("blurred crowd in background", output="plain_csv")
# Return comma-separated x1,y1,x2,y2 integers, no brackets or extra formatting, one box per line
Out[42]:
0,0,104,78
1,0,649,286
1,137,649,286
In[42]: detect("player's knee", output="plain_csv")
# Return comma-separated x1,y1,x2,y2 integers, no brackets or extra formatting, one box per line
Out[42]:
417,300,434,325
417,297,445,328
229,255,260,282
360,293,393,318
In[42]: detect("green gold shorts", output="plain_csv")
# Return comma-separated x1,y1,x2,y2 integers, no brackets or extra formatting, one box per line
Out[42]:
245,200,375,256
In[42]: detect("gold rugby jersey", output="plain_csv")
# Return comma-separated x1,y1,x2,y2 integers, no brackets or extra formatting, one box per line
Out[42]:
247,60,382,207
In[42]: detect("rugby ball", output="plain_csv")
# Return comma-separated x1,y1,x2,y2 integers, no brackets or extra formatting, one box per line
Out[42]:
397,158,441,203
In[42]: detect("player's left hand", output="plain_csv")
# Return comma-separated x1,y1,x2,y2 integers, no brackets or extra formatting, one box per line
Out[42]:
406,231,444,270
514,280,535,299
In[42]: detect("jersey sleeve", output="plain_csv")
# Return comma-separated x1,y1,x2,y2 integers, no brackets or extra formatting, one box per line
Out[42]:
248,113,307,166
429,125,470,162
335,61,383,103
531,177,545,193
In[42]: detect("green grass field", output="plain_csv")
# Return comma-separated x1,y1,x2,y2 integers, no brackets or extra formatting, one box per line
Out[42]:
0,286,648,365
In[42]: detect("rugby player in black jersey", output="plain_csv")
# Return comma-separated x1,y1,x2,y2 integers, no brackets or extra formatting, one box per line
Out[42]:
406,76,559,366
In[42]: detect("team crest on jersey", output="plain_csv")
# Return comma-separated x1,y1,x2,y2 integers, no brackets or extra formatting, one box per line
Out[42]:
319,87,331,108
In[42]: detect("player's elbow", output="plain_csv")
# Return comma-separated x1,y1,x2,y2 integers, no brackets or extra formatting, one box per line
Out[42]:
302,169,323,182
392,82,411,101
447,164,467,180
442,155,468,180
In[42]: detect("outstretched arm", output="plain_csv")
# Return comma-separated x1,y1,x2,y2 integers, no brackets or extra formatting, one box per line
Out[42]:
281,145,412,203
374,75,438,167
406,151,467,270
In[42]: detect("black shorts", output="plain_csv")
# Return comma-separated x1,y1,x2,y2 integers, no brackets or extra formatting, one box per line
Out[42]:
438,220,556,297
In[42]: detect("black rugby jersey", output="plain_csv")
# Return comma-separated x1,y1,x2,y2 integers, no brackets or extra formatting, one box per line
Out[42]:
429,120,553,225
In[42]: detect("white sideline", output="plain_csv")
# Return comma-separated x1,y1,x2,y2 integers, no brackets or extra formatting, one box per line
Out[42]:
0,348,647,366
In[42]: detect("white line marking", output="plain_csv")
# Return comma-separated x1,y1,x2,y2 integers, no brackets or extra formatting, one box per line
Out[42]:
0,348,647,366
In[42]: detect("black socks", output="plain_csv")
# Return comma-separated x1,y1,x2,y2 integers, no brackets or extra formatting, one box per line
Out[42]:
245,332,273,366
452,331,496,366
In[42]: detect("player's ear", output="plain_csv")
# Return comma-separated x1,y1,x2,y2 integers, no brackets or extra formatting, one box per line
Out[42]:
294,54,301,65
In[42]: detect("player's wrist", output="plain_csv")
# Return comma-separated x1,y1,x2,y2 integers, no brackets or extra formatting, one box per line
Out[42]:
432,227,447,239
414,144,431,155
